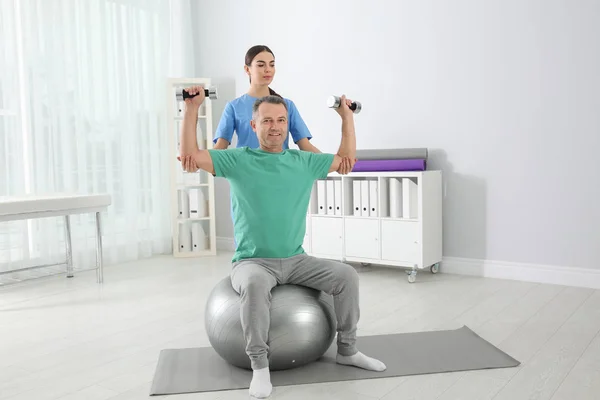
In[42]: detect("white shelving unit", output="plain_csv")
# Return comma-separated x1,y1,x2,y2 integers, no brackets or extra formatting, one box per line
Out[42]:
303,170,442,283
167,77,217,257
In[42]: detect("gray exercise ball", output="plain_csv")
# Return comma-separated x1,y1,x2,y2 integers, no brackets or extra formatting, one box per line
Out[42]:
204,276,337,371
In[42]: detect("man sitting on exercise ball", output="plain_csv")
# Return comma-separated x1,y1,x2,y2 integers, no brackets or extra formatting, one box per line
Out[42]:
178,86,386,399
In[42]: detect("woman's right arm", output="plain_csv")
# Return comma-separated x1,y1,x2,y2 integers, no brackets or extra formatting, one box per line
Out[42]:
213,138,230,149
212,102,235,149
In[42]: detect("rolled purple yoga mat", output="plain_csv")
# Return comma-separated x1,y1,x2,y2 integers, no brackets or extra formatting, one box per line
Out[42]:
352,159,426,172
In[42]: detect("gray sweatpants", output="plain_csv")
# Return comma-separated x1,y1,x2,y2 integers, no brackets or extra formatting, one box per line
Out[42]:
230,252,360,370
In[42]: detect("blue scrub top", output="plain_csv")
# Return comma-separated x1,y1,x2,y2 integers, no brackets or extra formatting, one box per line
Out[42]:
213,94,312,148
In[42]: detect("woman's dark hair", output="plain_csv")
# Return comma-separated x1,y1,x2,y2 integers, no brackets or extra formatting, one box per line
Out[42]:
245,45,282,98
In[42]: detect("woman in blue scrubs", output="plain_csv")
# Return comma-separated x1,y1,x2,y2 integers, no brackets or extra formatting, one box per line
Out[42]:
212,45,342,164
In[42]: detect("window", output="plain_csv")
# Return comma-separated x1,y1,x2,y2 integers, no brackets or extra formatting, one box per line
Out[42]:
1,0,172,280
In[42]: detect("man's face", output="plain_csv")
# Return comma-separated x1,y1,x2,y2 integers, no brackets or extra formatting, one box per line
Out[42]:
251,102,288,150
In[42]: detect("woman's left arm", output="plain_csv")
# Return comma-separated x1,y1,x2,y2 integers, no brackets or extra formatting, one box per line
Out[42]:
296,138,321,153
287,100,317,149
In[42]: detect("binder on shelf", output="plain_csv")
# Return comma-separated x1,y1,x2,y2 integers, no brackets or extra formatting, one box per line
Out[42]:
402,178,418,219
317,180,327,215
178,223,192,252
191,222,208,252
360,180,370,216
326,180,335,215
196,121,206,149
379,178,389,217
178,189,190,218
352,180,361,216
199,188,208,217
309,182,317,214
189,188,208,218
175,121,182,150
334,180,342,216
368,180,378,217
389,177,402,218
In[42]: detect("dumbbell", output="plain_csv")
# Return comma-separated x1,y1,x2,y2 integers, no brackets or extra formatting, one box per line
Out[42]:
327,95,362,114
176,86,218,101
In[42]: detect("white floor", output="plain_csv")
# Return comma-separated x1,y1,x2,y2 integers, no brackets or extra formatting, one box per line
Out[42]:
1,252,600,400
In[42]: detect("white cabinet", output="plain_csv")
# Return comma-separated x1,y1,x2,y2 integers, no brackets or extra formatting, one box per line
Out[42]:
167,78,217,257
310,216,343,259
344,218,379,260
305,171,442,283
381,219,420,263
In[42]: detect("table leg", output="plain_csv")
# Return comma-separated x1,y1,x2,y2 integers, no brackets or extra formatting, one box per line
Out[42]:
95,212,104,284
65,215,74,278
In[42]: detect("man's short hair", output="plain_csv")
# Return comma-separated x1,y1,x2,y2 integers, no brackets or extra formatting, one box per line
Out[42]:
252,95,288,120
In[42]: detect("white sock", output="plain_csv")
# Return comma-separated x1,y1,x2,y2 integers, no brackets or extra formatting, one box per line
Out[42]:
249,367,272,398
336,351,387,372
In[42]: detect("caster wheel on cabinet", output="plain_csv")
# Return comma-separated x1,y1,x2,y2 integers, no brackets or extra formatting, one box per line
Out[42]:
430,263,440,274
406,269,417,283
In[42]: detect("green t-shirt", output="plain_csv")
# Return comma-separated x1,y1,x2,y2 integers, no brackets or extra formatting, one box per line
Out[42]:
208,147,334,262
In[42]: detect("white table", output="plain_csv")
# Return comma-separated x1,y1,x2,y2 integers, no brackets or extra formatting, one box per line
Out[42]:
0,193,112,284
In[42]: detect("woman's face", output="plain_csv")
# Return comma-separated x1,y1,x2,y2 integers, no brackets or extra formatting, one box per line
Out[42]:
246,51,276,86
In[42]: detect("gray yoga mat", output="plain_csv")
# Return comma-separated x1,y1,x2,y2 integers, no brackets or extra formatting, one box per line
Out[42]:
355,147,428,160
149,325,519,396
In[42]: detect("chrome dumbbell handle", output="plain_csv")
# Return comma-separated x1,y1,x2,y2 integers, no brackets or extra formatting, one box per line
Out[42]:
176,86,218,101
327,95,361,114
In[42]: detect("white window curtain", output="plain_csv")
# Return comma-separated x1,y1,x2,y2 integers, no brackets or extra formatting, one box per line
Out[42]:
0,0,175,283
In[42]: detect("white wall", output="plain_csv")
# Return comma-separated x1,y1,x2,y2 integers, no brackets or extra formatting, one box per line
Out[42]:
191,0,600,276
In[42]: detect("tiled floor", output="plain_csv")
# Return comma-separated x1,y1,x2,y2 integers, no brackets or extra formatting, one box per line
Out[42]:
1,252,599,399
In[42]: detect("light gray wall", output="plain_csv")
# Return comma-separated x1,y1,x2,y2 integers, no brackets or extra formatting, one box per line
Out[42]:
191,0,600,269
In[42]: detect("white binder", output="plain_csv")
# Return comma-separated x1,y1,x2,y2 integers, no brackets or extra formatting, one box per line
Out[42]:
389,178,402,218
309,182,318,214
191,223,207,251
352,180,362,216
334,180,342,215
317,180,327,215
402,178,418,219
178,189,190,218
178,223,192,252
189,188,207,218
326,180,335,215
360,180,370,216
368,180,379,217
176,121,182,148
197,189,207,217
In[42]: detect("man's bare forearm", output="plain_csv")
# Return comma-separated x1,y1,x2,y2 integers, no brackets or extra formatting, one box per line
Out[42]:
336,116,356,160
180,106,200,157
